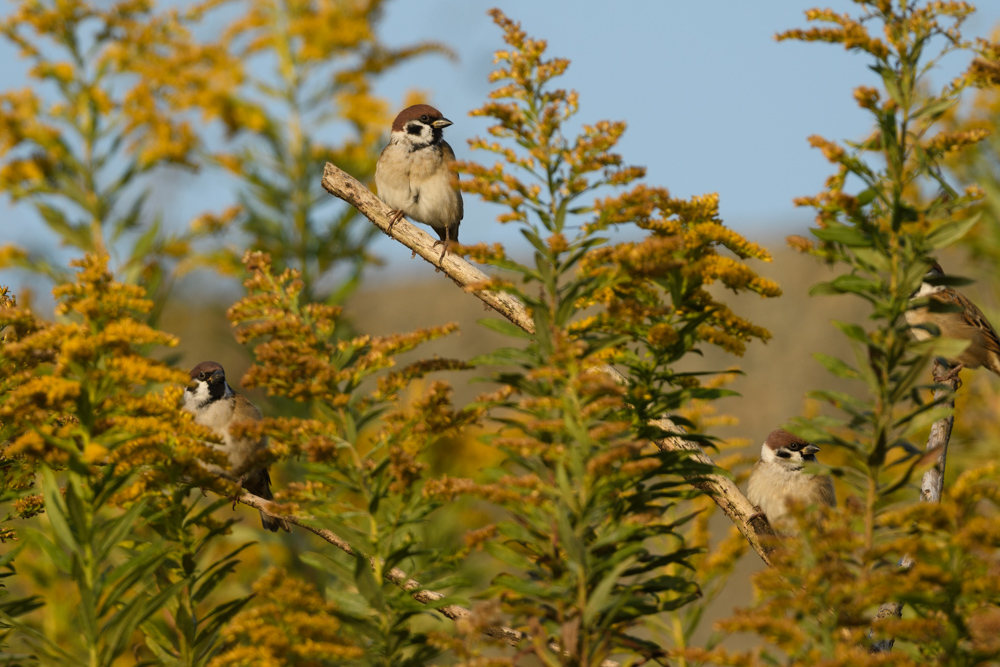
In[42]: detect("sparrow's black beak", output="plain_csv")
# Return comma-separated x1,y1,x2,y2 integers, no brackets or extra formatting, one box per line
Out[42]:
432,118,453,129
803,444,821,456
209,369,226,384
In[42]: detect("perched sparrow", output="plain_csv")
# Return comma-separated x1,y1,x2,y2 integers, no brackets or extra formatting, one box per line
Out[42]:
375,104,464,262
906,261,1000,380
746,429,836,534
182,361,290,532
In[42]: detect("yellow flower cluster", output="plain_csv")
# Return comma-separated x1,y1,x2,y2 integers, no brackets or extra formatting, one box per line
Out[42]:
696,461,1000,665
777,8,891,58
0,255,216,512
209,568,363,667
229,251,463,409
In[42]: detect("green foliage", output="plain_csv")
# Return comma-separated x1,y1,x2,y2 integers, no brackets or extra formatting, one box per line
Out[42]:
780,1,987,542
439,10,780,665
700,3,1000,665
210,253,472,665
139,499,253,667
0,256,249,666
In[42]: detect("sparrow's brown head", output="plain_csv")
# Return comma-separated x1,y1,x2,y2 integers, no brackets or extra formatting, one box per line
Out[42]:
390,104,452,133
763,429,820,465
188,361,225,388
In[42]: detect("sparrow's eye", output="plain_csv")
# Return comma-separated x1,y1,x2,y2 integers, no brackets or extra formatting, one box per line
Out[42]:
789,443,801,451
420,114,429,122
198,372,206,380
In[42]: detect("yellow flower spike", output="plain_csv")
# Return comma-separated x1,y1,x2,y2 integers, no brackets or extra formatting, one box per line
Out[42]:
82,443,108,464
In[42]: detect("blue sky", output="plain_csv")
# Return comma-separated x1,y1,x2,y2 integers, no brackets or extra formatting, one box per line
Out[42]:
2,0,999,291
369,1,1000,249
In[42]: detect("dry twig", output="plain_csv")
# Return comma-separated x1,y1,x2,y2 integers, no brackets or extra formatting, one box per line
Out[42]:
869,360,958,653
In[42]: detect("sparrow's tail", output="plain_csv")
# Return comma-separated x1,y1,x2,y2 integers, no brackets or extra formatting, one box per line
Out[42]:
433,224,459,244
260,509,291,533
253,470,292,533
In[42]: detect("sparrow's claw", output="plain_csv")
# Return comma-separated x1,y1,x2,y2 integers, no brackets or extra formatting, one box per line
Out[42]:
934,363,964,384
437,240,449,264
745,510,765,527
230,476,248,510
386,209,405,234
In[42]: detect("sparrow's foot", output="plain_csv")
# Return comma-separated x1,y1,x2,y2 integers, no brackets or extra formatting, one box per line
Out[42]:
934,363,964,384
745,510,765,527
432,239,449,265
386,209,405,234
229,477,248,510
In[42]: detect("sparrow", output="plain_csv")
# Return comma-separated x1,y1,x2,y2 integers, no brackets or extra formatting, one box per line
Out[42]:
182,361,290,532
746,429,836,534
906,261,1000,381
375,104,464,262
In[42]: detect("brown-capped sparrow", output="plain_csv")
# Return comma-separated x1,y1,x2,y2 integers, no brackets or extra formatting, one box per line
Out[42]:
906,261,1000,381
746,429,836,534
182,361,290,532
375,104,464,262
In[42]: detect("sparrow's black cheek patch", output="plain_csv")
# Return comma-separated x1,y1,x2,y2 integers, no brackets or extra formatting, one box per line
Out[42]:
777,450,792,459
407,124,423,136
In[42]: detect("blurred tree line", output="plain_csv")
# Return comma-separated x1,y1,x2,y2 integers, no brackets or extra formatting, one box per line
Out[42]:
0,1,999,666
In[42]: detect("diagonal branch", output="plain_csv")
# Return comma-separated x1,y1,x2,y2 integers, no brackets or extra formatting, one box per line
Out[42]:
320,161,776,566
235,490,525,645
236,490,620,666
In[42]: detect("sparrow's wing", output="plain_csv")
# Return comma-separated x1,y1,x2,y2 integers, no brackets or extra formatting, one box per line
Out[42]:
958,292,1000,356
441,139,457,163
817,476,837,507
226,394,267,472
441,140,464,222
231,394,264,424
745,460,763,507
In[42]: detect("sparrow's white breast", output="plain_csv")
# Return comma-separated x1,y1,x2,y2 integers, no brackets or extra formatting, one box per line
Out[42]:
375,140,462,230
182,387,242,464
747,460,831,530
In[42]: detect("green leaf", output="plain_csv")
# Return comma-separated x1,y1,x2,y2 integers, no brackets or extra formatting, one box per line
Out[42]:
876,63,904,107
583,556,635,624
895,404,953,440
477,317,531,339
483,540,537,572
832,320,870,344
910,335,971,362
911,95,957,121
855,188,877,206
95,498,148,562
352,552,384,612
40,468,80,559
35,203,92,250
99,545,172,618
813,353,860,379
812,224,873,247
925,212,982,250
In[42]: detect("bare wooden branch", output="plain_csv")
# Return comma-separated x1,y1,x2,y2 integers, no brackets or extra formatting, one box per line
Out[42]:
869,360,957,653
235,490,525,645
321,161,776,566
321,163,533,333
237,490,623,665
